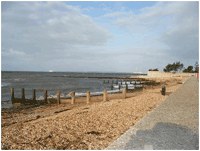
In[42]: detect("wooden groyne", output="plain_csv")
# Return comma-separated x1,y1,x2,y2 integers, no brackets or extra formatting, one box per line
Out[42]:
10,88,132,106
9,78,160,106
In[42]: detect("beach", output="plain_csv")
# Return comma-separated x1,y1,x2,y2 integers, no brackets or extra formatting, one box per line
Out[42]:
1,76,190,149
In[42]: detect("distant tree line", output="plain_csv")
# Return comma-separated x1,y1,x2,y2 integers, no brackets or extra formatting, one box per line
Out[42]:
148,68,159,71
163,61,199,73
148,61,199,73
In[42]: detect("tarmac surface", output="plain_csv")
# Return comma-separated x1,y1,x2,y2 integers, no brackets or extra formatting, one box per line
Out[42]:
107,76,199,150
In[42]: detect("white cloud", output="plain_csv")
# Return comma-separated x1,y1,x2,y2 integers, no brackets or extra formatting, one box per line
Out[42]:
2,2,112,54
9,49,25,56
102,11,130,18
1,1,198,72
2,1,114,71
108,2,199,61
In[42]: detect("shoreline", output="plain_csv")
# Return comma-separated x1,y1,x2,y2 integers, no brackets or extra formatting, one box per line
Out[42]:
1,76,190,149
1,80,148,109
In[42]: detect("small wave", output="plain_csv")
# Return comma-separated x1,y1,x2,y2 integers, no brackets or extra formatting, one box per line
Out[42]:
113,84,135,88
14,78,25,81
43,90,124,99
1,82,10,87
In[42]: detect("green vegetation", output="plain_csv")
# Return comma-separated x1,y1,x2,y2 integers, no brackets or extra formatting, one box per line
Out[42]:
148,68,159,71
163,61,183,72
163,61,199,73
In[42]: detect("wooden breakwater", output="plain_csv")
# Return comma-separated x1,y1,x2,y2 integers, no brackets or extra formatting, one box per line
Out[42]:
10,78,160,106
10,88,133,105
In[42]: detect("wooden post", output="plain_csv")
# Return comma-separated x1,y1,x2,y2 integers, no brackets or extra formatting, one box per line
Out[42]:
44,89,47,104
161,86,166,95
22,88,25,100
71,91,75,104
122,89,126,99
57,90,60,104
33,89,36,102
135,80,136,85
142,86,144,92
126,83,128,90
118,84,121,90
10,88,14,104
86,91,90,103
111,84,113,90
103,89,107,102
108,80,109,83
121,80,122,85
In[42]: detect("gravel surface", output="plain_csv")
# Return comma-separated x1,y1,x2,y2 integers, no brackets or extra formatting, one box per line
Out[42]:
1,77,187,149
107,76,198,150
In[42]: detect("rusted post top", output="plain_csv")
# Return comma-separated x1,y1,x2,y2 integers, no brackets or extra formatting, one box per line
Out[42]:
71,91,75,96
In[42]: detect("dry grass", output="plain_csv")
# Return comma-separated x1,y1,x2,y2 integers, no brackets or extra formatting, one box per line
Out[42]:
1,77,189,149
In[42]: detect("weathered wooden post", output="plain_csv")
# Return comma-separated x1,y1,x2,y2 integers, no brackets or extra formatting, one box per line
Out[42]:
111,84,114,90
10,88,14,104
103,89,107,102
135,80,136,85
116,79,118,84
57,90,60,104
33,89,36,104
33,89,36,101
161,86,166,95
118,84,121,90
43,89,47,104
86,91,90,103
126,83,128,90
71,91,75,104
121,80,123,85
122,89,126,99
22,88,25,100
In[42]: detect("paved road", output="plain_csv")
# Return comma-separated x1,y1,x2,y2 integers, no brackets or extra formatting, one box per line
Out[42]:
107,77,199,150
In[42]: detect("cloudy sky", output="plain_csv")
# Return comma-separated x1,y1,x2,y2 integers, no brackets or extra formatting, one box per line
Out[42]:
1,1,199,73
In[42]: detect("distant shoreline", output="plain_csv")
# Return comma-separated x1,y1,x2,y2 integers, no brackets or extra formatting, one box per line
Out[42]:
1,71,147,75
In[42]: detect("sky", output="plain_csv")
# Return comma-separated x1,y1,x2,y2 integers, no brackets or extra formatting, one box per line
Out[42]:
1,1,199,73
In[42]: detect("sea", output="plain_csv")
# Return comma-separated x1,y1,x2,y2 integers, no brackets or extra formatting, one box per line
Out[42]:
1,71,146,108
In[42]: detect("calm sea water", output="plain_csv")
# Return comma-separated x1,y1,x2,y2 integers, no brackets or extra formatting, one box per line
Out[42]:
1,71,145,107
